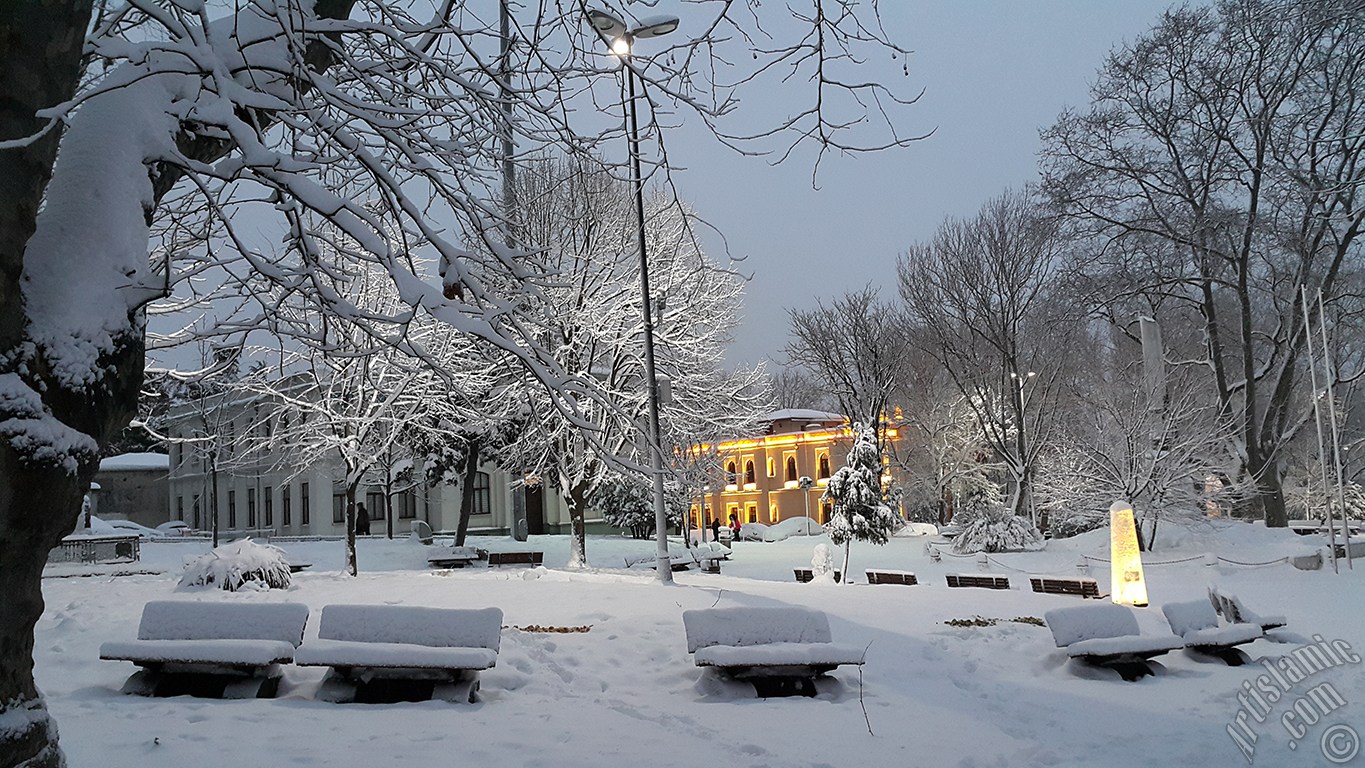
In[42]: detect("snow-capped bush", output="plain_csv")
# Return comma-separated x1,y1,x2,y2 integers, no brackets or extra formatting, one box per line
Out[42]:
179,539,292,591
952,503,1044,554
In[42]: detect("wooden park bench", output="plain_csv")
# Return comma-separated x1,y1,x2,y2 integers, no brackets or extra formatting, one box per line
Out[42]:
682,607,865,697
295,604,503,703
487,550,543,567
427,545,484,569
945,574,1010,590
99,600,309,698
866,569,917,586
793,567,841,583
1029,576,1100,599
1044,602,1182,681
1161,599,1262,665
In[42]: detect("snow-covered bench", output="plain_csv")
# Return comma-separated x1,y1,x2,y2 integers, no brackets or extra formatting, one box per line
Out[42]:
487,550,543,567
682,607,865,697
1030,576,1100,599
99,600,309,698
1044,603,1182,681
792,567,841,583
427,545,483,569
865,569,917,586
625,544,730,572
1161,599,1261,665
1208,586,1286,631
295,604,502,703
946,574,1010,590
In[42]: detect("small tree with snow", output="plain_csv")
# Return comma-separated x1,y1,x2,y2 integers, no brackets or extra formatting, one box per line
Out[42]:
822,423,901,580
951,486,1044,554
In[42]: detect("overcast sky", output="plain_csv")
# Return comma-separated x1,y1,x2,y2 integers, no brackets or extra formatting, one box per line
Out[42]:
653,1,1179,368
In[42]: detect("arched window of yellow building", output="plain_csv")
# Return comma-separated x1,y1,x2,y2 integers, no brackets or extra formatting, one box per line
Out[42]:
744,460,755,485
726,461,737,487
817,451,831,480
785,455,797,482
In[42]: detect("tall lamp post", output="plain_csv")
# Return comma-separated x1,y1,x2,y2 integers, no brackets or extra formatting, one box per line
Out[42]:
1010,370,1036,525
587,8,679,583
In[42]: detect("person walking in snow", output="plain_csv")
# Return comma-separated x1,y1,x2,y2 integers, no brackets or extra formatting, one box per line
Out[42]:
709,516,720,543
354,502,371,536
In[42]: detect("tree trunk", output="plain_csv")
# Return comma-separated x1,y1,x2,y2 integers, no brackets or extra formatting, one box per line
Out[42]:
1248,455,1289,528
344,479,358,576
454,437,480,546
842,539,852,585
0,455,90,768
566,482,589,568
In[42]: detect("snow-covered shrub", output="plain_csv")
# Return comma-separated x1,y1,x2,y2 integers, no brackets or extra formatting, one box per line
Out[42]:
179,539,292,591
1046,507,1108,539
952,499,1044,554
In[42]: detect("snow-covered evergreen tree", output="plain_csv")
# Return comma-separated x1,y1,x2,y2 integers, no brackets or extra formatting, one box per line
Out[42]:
593,472,685,540
951,486,1044,554
822,423,901,580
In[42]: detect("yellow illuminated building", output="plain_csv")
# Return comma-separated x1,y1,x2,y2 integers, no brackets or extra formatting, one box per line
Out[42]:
688,409,900,529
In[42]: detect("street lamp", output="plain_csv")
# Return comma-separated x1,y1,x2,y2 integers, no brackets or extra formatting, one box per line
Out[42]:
587,8,680,584
1010,371,1037,525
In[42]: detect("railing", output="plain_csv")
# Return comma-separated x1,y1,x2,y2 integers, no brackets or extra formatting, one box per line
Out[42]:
48,535,141,564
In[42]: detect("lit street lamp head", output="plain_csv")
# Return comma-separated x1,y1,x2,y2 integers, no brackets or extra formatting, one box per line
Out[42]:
586,9,679,58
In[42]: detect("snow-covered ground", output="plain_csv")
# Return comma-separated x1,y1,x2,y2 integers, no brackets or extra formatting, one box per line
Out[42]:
37,521,1364,768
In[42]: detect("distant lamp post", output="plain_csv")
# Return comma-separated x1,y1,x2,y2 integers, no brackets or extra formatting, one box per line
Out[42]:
1009,370,1037,523
799,476,815,533
586,8,680,584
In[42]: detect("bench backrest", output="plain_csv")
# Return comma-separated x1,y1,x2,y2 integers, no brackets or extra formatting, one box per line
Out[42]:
315,605,502,650
1161,599,1217,636
1044,603,1139,648
137,600,310,646
682,607,832,653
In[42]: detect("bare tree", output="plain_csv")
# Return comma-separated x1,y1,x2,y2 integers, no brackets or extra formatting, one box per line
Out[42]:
786,287,910,449
511,158,769,566
1040,0,1365,527
1034,366,1253,549
768,365,832,411
898,189,1077,523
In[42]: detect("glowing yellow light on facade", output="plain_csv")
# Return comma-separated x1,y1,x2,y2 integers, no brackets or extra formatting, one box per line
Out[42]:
1109,500,1149,607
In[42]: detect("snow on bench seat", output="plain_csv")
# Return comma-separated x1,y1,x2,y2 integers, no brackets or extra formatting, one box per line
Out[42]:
1065,634,1184,658
693,641,866,668
99,600,309,665
682,607,864,696
1161,599,1261,664
1044,603,1180,681
296,604,502,702
294,639,497,670
98,600,309,698
100,638,298,667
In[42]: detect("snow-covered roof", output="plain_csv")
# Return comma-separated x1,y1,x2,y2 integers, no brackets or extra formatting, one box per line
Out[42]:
765,409,845,424
98,452,170,471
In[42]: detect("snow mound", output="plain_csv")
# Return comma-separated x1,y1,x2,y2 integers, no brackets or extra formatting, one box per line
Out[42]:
178,539,292,591
738,516,823,542
894,522,939,537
